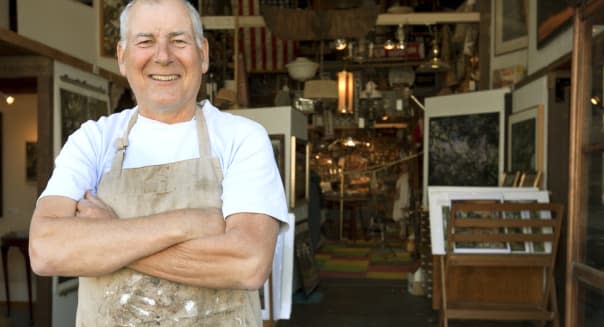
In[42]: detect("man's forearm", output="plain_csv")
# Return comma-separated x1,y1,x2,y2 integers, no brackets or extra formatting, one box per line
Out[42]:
128,213,279,290
29,196,223,277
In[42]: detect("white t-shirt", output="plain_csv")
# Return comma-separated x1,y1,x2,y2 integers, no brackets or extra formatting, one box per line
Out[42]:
40,101,289,225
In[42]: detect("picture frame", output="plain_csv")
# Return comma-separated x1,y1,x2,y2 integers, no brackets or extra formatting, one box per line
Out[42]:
269,134,285,187
290,136,309,209
427,186,550,255
494,0,529,55
519,171,543,188
508,104,545,188
423,89,508,207
294,229,320,296
99,0,126,58
537,0,573,49
500,171,521,187
54,62,111,157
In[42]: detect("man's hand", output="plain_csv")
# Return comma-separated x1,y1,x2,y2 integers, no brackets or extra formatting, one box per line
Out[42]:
76,190,118,219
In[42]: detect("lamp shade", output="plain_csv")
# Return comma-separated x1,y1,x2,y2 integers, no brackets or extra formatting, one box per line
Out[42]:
303,80,338,99
337,70,354,113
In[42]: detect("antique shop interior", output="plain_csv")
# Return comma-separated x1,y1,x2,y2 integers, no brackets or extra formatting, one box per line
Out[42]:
1,0,604,326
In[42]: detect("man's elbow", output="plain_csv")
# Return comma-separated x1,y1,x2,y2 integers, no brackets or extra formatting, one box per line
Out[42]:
29,241,57,276
239,259,272,290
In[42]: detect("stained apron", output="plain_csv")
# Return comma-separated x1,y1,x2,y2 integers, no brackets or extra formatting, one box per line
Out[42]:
76,107,261,326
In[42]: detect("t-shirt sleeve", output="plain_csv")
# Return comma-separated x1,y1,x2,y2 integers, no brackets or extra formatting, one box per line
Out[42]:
39,121,104,201
220,124,289,229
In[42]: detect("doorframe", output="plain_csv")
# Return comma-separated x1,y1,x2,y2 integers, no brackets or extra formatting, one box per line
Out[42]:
566,0,604,326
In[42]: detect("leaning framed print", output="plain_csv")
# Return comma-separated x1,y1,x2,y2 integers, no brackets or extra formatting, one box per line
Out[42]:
290,136,310,209
423,88,509,206
508,104,546,188
269,134,286,187
494,0,529,55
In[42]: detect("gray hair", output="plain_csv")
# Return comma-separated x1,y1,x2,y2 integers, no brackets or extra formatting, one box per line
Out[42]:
118,0,204,48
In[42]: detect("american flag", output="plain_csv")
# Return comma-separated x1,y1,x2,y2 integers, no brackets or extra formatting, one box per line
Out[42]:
234,0,298,72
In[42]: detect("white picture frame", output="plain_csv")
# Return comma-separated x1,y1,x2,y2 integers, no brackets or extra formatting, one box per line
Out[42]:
495,0,529,55
427,186,550,255
423,89,509,207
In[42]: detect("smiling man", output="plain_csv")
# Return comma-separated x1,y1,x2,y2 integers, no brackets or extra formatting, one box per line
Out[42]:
28,0,288,326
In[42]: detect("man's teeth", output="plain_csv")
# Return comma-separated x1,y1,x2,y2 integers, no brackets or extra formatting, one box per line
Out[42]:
151,75,178,81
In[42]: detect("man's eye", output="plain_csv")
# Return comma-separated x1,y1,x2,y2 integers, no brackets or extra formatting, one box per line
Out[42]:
173,39,187,46
137,40,152,46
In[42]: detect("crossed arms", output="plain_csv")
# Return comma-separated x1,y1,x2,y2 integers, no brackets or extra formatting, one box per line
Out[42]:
29,191,280,290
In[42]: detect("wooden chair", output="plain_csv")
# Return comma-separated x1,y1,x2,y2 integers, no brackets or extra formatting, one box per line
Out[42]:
439,202,564,327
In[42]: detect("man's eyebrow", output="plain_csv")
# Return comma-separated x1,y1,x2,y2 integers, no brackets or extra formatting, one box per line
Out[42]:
168,31,187,38
134,33,153,38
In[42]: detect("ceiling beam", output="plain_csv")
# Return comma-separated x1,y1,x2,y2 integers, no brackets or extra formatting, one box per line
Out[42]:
202,12,480,30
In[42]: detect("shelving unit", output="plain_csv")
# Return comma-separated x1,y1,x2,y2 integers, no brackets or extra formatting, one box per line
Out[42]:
201,12,480,30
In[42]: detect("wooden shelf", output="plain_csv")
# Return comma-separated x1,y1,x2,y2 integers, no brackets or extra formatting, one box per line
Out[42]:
202,12,480,30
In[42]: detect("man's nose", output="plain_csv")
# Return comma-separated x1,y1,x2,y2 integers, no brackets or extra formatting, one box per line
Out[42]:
154,40,173,65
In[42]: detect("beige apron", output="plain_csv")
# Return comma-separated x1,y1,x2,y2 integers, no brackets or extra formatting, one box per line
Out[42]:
76,107,261,326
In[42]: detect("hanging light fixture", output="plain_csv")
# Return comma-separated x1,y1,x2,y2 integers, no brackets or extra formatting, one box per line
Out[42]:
337,70,354,114
0,91,15,105
416,26,450,73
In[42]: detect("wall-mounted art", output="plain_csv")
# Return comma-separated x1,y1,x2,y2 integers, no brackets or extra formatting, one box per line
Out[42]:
494,0,528,55
537,0,573,49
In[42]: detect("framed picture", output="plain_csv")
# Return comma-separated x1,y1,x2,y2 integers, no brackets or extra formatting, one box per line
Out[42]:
494,0,529,55
54,62,111,157
294,229,320,295
508,105,545,188
519,171,543,188
427,186,550,254
500,171,521,187
269,134,285,187
290,136,309,209
537,0,573,49
423,90,509,207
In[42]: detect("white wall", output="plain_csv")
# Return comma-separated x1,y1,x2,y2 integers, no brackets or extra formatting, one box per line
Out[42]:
0,0,8,29
0,94,38,302
17,0,120,75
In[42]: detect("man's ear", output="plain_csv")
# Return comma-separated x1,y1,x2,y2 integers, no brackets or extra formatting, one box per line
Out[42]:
116,43,127,76
200,38,209,73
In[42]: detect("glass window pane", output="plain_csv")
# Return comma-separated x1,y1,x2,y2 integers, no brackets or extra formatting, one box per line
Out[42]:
580,283,604,326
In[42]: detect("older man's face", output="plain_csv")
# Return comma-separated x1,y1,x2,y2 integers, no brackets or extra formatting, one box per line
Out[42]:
117,0,208,118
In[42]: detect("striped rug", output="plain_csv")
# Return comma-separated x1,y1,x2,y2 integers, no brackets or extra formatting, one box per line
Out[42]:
314,241,420,280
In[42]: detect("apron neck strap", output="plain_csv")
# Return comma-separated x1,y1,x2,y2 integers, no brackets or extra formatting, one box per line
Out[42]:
195,104,211,157
111,109,139,171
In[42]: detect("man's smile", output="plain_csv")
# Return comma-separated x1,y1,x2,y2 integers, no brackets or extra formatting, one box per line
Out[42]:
150,74,180,81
